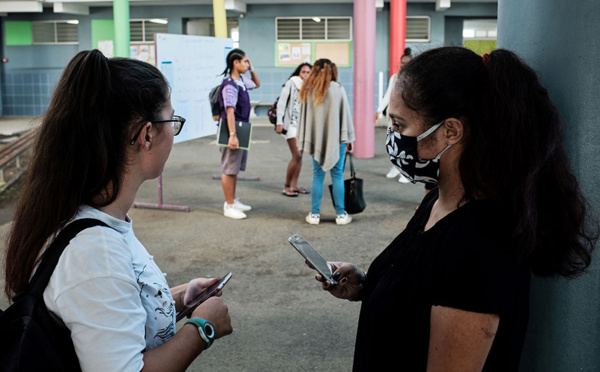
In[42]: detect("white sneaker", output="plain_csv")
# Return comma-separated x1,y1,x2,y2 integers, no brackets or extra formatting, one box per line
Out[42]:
233,198,251,211
398,175,411,183
224,203,247,219
386,166,400,178
305,213,320,225
335,212,352,225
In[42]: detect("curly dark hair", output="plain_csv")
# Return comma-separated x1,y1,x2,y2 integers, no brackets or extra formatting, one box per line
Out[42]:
396,46,598,278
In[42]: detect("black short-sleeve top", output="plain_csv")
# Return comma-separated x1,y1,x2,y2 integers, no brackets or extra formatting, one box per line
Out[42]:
353,188,530,372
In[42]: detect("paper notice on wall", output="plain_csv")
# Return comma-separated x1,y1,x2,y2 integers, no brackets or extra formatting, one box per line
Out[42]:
278,43,291,61
302,43,311,55
292,47,301,60
98,40,114,58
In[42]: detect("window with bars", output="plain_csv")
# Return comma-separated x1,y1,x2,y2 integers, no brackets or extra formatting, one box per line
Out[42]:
406,17,431,42
130,19,168,43
32,21,78,44
276,17,352,41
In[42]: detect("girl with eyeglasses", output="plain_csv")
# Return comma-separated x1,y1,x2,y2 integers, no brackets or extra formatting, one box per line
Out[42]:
4,50,232,371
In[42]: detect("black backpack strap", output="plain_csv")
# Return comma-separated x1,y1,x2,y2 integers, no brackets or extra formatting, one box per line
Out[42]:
27,218,110,298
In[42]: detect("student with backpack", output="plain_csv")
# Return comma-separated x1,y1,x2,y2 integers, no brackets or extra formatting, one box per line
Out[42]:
2,50,233,371
218,48,260,219
275,62,312,197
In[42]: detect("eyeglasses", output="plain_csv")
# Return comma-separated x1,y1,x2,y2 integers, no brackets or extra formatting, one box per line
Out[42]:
129,115,186,145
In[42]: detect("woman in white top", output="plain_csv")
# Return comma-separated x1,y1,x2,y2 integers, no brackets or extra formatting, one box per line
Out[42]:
4,50,232,372
276,62,312,196
375,48,413,182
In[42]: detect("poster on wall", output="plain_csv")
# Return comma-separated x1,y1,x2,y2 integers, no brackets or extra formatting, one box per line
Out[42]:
276,42,311,66
278,43,291,62
131,44,156,65
155,33,234,143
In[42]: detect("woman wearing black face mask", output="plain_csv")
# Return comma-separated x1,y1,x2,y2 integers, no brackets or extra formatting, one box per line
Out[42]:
310,47,598,371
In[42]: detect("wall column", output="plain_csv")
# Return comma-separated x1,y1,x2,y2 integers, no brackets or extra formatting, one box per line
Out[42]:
498,1,600,371
389,0,407,77
113,0,130,58
352,0,376,158
212,0,228,38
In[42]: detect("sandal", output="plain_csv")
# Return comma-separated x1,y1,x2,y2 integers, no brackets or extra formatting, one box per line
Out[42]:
292,187,310,194
282,185,298,197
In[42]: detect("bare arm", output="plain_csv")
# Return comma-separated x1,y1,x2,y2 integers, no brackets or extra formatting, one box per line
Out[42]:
226,107,239,149
427,306,498,372
247,58,260,88
142,297,232,372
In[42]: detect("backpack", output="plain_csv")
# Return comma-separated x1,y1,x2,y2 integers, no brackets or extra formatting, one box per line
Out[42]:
209,85,222,121
209,78,241,122
267,96,279,125
0,218,109,372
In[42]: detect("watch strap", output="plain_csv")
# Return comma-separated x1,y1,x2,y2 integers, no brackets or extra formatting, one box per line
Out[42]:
186,318,215,349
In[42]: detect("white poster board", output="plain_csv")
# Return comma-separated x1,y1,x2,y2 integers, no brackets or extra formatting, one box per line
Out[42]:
155,34,234,143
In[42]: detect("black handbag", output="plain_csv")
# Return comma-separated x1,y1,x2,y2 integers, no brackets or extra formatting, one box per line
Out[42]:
329,153,366,214
0,218,108,372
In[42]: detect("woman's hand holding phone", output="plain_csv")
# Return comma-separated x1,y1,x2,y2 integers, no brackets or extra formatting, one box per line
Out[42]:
313,261,365,300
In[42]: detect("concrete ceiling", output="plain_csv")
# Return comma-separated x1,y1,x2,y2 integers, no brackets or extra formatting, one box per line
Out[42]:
0,0,498,15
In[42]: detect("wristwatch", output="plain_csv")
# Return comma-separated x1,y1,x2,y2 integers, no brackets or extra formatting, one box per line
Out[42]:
185,318,216,349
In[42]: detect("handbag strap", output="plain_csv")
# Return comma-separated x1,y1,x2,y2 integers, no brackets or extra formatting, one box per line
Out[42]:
24,218,109,300
344,152,356,178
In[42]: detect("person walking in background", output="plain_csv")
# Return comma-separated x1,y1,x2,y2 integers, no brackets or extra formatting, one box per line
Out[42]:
218,48,260,219
3,50,233,371
276,62,312,197
374,47,413,183
297,59,355,226
310,46,598,371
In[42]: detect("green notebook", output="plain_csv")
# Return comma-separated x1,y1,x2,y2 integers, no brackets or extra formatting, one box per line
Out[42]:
217,118,252,150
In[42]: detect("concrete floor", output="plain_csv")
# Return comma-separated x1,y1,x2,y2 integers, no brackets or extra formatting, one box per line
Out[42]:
0,116,425,371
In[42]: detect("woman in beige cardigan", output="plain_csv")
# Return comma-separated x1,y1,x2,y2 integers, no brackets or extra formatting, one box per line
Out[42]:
297,59,355,225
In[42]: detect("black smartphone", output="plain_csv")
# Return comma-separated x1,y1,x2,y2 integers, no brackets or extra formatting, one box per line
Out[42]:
176,272,232,322
288,233,338,285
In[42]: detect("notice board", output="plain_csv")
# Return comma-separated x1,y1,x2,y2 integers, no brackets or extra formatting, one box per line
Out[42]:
155,34,234,143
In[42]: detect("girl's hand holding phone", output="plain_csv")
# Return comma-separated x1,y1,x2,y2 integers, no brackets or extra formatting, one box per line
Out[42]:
191,297,233,340
183,277,221,306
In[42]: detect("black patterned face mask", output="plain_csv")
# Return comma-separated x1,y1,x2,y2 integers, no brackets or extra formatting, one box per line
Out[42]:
385,121,451,184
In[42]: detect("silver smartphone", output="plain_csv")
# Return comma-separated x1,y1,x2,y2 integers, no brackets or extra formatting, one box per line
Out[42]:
288,233,338,285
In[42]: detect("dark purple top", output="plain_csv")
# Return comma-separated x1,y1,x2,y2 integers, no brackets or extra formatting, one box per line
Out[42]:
218,76,253,122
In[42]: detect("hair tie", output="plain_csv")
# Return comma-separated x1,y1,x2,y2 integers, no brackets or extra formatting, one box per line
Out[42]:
482,53,490,66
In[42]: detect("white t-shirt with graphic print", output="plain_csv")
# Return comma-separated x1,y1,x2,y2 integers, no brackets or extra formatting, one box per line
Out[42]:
43,205,176,372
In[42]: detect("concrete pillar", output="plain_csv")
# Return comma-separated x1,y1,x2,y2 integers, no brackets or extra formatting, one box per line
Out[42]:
113,0,130,58
353,0,376,158
389,0,407,77
498,1,600,371
212,0,228,38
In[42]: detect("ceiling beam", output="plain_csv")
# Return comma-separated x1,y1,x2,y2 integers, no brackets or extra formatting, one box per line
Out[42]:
53,2,90,15
436,0,451,11
225,0,246,13
0,1,43,13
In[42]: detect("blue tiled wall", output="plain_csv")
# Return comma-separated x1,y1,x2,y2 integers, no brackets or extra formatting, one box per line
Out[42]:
2,70,61,116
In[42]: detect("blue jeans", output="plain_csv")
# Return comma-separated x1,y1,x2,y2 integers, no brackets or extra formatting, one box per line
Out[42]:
311,143,346,215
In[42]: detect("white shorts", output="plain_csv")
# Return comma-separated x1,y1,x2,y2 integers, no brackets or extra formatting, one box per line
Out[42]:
285,124,297,140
